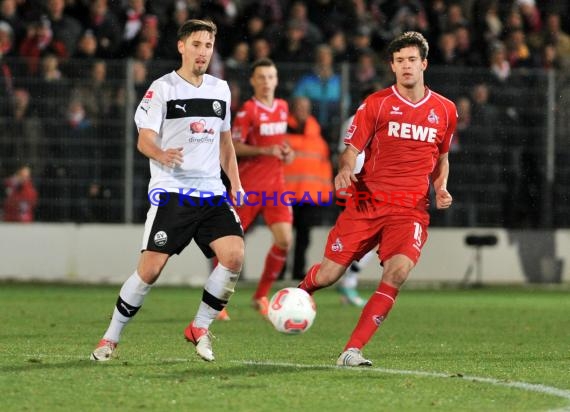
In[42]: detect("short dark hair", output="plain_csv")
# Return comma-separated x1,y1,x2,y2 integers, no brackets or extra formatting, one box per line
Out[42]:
250,57,276,75
387,31,429,61
177,19,217,41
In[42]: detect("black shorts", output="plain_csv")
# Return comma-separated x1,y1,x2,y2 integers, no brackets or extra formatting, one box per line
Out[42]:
142,193,244,258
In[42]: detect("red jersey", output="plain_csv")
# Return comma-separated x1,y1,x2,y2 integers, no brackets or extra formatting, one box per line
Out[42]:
232,97,289,191
344,85,457,210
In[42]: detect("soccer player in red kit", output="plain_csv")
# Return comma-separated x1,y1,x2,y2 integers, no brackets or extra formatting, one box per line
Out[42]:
298,31,457,366
228,58,293,317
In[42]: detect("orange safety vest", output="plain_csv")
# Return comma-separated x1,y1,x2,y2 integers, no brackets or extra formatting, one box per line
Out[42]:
284,114,334,203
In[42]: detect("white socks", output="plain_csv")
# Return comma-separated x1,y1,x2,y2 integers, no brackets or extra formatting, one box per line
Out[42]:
194,263,240,329
103,271,151,343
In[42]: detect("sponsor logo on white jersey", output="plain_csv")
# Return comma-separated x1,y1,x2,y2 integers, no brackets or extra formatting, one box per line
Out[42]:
387,121,437,143
175,103,187,113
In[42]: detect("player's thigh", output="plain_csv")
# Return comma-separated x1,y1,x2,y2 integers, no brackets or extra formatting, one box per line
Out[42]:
323,208,380,267
195,202,244,259
141,196,197,256
268,221,293,249
262,203,293,227
379,219,428,265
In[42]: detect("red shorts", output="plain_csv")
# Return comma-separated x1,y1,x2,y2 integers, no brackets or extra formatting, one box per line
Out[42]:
324,202,429,267
236,197,292,232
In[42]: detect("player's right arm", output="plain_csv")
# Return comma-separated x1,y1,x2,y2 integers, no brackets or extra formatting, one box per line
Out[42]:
134,81,183,168
136,128,183,167
335,145,359,191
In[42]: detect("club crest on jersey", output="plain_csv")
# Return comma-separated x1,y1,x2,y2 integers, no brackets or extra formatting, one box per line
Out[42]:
154,231,167,247
390,106,402,115
331,238,343,252
212,100,222,117
427,108,439,124
280,110,287,120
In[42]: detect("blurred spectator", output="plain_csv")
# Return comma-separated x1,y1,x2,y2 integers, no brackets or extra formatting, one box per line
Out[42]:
250,37,272,61
272,18,313,64
505,27,534,68
19,16,67,75
121,0,147,47
86,0,122,58
3,165,38,222
1,88,42,170
283,96,333,279
156,1,188,61
0,0,25,47
516,0,542,34
73,29,98,60
45,0,82,57
350,49,384,111
238,14,266,44
487,41,511,83
328,30,348,63
293,44,346,150
454,25,483,66
346,25,374,60
70,59,114,127
78,181,114,222
286,1,322,45
453,96,471,151
225,41,249,70
0,20,14,56
528,12,570,65
472,0,503,54
431,30,457,66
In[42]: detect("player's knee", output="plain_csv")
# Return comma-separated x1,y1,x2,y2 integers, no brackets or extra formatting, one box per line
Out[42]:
274,237,292,251
382,266,410,287
218,247,244,272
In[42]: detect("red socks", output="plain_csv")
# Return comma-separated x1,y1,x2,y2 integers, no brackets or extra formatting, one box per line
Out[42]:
253,244,287,299
297,264,321,295
344,282,399,350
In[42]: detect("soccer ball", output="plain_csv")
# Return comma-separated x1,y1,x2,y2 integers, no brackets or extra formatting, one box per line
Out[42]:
268,287,316,334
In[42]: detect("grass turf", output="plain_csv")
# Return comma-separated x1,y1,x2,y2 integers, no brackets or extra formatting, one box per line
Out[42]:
1,282,569,411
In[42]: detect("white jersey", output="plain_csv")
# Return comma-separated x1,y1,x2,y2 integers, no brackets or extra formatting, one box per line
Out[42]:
134,71,231,196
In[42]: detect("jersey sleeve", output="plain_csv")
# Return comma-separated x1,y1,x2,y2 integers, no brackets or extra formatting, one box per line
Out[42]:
343,97,377,153
221,82,231,132
231,103,251,143
437,101,458,154
134,80,165,133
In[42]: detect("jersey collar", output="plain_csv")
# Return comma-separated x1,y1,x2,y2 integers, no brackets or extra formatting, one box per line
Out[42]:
391,85,432,108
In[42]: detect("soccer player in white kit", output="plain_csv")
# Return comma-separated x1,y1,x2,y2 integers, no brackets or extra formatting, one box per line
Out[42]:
91,19,244,363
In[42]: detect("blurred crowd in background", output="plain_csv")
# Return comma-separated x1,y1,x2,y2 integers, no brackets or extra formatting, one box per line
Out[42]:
1,0,569,226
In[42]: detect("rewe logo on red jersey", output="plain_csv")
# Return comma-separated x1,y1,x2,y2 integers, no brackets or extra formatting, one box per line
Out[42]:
388,121,437,143
260,121,287,136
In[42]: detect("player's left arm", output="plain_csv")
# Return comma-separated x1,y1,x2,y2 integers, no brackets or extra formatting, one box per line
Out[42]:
220,129,244,202
432,153,452,209
432,101,457,209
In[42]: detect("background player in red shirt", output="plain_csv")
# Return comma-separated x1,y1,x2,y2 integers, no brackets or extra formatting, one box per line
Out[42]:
298,31,457,366
230,58,294,317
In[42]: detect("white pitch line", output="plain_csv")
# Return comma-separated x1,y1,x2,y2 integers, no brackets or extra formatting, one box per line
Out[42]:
8,354,570,408
238,360,570,403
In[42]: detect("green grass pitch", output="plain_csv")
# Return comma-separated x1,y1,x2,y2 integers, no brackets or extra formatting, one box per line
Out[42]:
1,282,569,411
